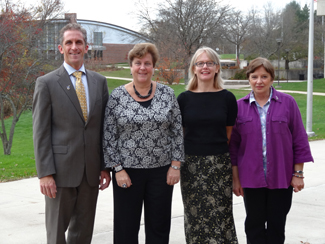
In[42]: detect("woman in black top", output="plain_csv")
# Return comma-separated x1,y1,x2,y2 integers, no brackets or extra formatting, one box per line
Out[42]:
177,46,238,243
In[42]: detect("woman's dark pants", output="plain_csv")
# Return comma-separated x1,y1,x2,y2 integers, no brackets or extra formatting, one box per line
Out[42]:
243,186,293,244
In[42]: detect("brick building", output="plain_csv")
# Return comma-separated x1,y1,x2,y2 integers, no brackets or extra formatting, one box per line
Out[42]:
42,14,150,64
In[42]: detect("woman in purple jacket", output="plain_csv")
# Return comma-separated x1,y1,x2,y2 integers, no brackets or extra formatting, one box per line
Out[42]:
229,57,313,244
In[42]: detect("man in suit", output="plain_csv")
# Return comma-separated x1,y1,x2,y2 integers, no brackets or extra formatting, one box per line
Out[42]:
33,23,110,244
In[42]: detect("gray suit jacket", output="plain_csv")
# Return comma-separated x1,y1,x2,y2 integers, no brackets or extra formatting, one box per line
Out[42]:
33,65,109,187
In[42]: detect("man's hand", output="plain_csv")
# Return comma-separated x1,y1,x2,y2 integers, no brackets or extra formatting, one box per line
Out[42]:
99,170,111,190
40,175,57,198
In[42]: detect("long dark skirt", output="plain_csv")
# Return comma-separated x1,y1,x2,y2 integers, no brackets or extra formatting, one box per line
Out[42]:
180,153,238,244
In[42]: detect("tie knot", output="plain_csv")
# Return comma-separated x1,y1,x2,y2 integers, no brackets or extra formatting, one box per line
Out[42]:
73,71,82,79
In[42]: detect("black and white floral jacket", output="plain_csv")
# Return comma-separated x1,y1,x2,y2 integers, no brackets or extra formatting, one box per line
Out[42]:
103,83,184,169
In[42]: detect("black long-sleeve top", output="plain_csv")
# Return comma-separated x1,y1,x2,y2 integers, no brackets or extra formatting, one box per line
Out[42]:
177,90,238,156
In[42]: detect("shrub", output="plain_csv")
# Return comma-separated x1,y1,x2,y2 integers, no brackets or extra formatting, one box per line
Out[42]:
233,69,247,80
156,57,183,85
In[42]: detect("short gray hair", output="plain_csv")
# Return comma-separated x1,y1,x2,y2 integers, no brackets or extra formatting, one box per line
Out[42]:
59,23,87,45
246,57,275,81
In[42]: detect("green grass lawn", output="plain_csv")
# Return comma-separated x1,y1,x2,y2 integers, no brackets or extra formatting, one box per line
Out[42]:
276,79,325,93
106,79,131,92
0,111,36,182
220,54,244,60
114,63,129,67
101,68,133,79
1,78,324,182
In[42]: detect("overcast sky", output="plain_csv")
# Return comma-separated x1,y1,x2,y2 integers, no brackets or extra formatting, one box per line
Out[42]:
22,0,313,32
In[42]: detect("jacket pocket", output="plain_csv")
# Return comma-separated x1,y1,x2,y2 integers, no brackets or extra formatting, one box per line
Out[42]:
271,116,288,134
52,145,68,154
237,116,253,135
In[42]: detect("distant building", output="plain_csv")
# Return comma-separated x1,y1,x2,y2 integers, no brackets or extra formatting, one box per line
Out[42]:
41,13,150,64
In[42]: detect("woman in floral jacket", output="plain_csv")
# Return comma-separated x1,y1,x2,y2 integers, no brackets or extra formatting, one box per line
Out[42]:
102,43,184,244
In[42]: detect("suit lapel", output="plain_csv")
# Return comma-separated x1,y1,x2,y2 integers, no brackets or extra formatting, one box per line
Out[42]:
86,70,97,123
56,65,85,122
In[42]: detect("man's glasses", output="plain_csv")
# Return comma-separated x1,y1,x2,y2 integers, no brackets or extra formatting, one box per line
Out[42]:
195,61,217,67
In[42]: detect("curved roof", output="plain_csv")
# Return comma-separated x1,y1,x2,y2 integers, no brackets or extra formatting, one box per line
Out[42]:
77,19,151,44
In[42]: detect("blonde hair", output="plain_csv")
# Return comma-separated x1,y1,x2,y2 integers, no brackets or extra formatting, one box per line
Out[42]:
186,46,223,91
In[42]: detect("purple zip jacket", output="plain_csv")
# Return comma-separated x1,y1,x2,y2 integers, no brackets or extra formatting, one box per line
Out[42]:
229,87,314,189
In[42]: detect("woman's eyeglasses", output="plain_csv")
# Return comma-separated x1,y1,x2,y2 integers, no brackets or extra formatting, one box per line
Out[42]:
195,61,217,67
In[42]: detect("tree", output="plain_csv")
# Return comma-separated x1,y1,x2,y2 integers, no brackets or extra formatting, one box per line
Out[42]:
0,0,63,155
149,25,186,85
242,1,312,63
136,0,231,83
242,3,282,59
221,10,252,64
280,1,309,62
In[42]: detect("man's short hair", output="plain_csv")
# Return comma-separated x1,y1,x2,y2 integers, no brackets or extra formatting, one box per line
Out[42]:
59,23,87,45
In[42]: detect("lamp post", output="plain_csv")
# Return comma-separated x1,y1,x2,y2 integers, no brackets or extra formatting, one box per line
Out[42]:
306,0,315,137
276,38,282,88
285,49,290,83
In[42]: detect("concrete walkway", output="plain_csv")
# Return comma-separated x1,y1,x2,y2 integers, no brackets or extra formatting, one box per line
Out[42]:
271,90,325,96
0,139,324,244
106,76,133,81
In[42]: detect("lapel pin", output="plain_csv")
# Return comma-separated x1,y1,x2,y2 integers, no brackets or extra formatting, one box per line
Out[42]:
67,85,70,90
276,96,278,100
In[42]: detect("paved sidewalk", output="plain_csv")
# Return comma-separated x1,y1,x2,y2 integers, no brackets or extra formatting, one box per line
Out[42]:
106,76,132,81
271,89,325,96
242,88,325,96
0,140,324,244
